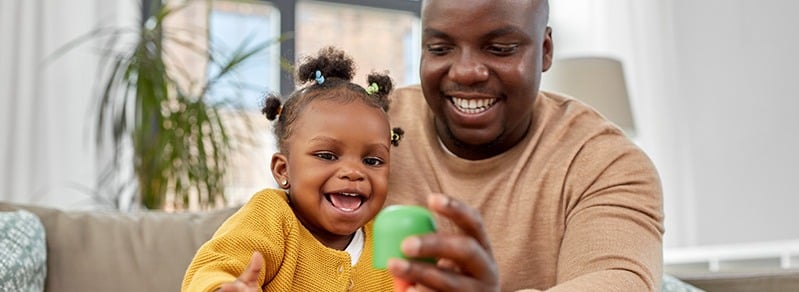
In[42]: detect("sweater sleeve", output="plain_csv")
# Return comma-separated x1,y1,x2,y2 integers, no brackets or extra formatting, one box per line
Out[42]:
182,190,294,292
550,133,664,292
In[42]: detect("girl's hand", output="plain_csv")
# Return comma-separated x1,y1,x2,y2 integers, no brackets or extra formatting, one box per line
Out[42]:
217,252,264,292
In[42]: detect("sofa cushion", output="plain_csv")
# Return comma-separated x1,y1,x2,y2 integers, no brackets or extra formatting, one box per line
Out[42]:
0,202,239,292
678,270,799,292
0,209,47,292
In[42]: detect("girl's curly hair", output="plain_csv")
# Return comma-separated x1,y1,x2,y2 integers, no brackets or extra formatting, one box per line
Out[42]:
261,46,398,152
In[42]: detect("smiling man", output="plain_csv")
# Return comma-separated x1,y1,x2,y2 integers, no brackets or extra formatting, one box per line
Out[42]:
385,0,664,291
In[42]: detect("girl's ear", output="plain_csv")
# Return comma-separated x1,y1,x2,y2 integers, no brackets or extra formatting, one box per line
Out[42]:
271,152,289,189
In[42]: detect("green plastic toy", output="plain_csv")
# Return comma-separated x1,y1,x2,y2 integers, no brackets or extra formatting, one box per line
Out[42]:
372,205,437,269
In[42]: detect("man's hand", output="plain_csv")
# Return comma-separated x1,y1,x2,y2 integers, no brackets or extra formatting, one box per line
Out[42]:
387,194,499,292
217,252,264,292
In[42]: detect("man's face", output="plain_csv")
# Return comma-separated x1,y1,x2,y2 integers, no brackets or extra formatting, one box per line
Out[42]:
420,0,552,159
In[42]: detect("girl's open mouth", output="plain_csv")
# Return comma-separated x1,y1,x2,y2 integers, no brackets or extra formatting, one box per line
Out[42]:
325,192,364,212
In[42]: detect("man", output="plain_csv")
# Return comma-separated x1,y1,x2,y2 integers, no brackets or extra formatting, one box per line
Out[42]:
385,0,664,291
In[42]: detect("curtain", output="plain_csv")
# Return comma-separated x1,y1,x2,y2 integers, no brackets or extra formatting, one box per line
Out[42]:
0,0,138,210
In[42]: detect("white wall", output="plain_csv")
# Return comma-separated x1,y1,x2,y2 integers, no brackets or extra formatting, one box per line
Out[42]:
669,0,799,246
550,0,799,247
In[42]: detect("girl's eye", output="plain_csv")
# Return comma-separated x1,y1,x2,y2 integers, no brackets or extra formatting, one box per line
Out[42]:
363,157,384,167
314,152,337,161
426,44,452,55
487,44,519,55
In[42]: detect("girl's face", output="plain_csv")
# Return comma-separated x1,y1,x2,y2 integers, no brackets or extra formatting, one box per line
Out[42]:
271,98,391,249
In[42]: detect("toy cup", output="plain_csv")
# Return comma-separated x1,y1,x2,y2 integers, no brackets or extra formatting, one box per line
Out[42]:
372,205,437,269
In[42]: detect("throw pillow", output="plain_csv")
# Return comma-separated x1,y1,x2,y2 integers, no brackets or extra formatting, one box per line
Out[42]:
0,209,47,292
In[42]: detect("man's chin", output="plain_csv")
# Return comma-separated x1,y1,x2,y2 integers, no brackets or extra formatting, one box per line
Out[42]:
446,127,504,150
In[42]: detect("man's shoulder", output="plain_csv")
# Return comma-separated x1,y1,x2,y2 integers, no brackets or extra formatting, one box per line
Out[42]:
537,90,624,136
388,85,426,119
393,84,423,94
389,85,424,104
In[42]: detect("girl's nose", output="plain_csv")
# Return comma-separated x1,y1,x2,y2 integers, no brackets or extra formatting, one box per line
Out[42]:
337,161,365,181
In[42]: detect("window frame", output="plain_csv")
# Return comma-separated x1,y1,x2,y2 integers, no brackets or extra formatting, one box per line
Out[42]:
264,0,421,95
144,0,421,95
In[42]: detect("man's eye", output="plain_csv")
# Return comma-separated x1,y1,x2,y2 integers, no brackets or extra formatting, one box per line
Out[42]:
426,44,452,55
488,44,519,55
314,152,337,161
363,157,384,167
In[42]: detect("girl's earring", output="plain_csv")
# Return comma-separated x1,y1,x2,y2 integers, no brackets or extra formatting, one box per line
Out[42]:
281,179,289,188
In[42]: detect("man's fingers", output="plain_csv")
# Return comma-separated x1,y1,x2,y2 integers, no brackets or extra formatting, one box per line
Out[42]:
427,194,493,254
387,194,500,291
401,233,494,280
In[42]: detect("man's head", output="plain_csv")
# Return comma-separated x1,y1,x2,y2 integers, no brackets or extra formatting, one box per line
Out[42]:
420,0,553,160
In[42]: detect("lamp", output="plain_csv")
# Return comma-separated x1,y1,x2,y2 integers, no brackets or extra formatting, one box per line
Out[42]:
541,57,636,136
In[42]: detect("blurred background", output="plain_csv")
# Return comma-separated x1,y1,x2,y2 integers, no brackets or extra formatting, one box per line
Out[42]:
2,0,798,273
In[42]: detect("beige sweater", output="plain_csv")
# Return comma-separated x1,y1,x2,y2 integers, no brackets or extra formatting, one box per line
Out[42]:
386,86,664,291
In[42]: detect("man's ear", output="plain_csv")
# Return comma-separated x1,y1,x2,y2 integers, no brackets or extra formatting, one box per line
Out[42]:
271,152,289,189
542,26,554,72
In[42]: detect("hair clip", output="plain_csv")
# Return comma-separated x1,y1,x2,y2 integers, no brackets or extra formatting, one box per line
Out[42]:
365,82,379,95
390,127,404,146
314,70,325,85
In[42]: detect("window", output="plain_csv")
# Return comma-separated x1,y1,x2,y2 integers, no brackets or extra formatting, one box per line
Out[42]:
295,0,420,88
196,0,422,205
208,1,281,110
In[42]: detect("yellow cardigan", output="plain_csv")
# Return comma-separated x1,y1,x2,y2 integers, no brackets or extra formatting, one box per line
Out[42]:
182,189,393,291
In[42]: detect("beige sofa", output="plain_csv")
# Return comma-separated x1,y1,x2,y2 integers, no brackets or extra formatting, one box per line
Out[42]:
672,270,799,291
0,201,238,292
3,201,799,292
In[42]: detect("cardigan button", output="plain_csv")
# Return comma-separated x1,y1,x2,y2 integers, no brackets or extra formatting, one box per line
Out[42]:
338,265,343,273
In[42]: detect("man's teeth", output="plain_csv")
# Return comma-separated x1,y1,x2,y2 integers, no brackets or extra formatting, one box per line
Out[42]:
451,97,496,114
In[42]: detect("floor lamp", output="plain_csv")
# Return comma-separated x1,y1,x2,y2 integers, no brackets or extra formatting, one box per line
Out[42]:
540,57,636,136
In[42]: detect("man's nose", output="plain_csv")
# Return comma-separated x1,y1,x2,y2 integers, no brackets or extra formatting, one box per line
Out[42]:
448,50,489,85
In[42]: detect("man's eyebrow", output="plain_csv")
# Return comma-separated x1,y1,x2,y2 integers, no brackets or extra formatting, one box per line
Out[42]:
422,28,450,40
483,26,526,39
423,26,525,40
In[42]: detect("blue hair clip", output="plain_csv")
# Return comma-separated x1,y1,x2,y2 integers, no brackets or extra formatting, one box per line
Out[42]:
314,70,325,85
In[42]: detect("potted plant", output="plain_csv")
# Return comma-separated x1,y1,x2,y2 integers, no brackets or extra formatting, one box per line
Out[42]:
59,0,281,210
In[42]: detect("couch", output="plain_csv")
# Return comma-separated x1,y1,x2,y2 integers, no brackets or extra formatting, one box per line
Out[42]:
670,270,799,291
3,201,799,292
0,201,238,292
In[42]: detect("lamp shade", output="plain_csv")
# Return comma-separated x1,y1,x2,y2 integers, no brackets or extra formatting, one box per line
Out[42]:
541,57,636,136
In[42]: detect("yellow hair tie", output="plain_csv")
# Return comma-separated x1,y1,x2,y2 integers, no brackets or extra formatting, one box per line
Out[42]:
390,127,404,146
